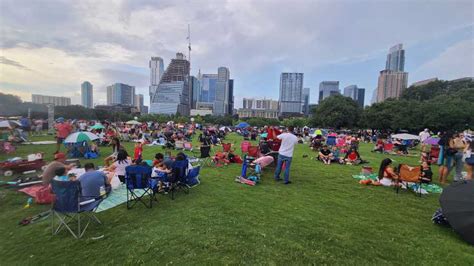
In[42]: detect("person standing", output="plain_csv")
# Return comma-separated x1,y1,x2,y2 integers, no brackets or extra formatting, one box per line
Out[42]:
419,128,430,151
274,126,298,184
54,118,72,154
449,133,467,182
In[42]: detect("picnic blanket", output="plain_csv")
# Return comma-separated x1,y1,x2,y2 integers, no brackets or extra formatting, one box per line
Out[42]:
352,174,443,194
96,185,146,212
19,184,44,197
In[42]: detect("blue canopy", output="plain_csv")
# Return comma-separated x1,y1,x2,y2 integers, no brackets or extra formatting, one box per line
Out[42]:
236,122,250,128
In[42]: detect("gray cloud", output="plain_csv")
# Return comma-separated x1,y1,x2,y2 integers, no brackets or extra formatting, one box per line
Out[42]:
0,56,31,71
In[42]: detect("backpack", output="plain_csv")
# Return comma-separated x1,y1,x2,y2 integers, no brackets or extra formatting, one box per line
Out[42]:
432,208,450,227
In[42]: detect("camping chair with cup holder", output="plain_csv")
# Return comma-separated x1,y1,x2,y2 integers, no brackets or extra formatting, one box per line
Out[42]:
429,145,440,164
383,143,395,154
170,159,190,200
51,180,105,239
221,142,234,153
197,145,212,167
395,164,423,196
125,165,157,209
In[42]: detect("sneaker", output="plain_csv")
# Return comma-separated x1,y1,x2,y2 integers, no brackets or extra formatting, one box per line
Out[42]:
284,181,292,185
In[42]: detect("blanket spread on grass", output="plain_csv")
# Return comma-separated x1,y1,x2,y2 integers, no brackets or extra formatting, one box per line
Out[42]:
352,174,443,194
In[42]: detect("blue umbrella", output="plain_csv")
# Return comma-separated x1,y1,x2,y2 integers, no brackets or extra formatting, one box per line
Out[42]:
236,122,250,128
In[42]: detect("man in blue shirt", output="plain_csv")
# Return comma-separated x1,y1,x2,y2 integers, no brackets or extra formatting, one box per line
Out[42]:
77,163,110,208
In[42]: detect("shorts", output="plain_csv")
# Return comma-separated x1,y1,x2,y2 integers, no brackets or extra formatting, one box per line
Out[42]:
56,137,65,144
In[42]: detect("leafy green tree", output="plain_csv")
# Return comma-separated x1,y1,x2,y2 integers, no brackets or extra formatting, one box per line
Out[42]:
311,95,362,129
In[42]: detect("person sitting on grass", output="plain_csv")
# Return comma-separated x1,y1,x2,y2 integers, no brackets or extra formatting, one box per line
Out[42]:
344,147,361,165
319,145,333,165
153,162,172,193
331,146,343,164
377,158,399,187
420,161,433,184
372,138,384,153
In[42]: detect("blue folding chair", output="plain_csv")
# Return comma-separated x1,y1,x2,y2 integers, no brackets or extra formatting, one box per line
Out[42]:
125,165,157,209
51,180,104,239
170,159,190,200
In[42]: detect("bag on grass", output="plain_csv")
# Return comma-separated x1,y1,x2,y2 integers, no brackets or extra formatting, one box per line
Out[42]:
432,208,450,227
35,185,54,204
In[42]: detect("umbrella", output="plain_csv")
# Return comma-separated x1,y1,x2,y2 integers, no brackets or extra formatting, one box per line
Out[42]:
0,120,21,129
391,133,419,140
90,123,105,130
236,122,250,128
439,180,474,245
64,132,99,143
126,120,141,125
423,137,439,145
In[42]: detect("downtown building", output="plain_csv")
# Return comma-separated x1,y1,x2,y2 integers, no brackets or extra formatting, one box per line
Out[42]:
149,57,165,102
319,81,340,103
106,83,135,106
238,98,279,119
194,68,233,116
279,72,304,115
135,94,147,114
150,53,191,115
375,44,408,103
32,94,71,106
343,85,365,107
81,81,93,108
302,87,310,116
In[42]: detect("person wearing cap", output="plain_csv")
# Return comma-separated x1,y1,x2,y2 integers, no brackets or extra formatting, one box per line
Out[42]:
41,153,74,184
54,118,72,154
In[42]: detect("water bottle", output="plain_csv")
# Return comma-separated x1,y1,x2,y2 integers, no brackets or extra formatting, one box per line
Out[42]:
99,186,106,197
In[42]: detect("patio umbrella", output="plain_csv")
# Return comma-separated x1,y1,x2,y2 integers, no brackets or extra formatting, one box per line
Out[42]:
236,122,250,128
64,132,99,143
423,137,440,145
126,120,141,125
0,120,21,129
90,123,105,130
439,180,474,245
391,133,420,140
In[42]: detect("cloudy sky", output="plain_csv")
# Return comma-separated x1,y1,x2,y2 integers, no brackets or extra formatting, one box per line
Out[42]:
0,0,473,108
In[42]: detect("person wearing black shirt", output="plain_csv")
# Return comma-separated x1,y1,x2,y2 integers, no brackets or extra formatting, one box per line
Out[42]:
319,145,333,165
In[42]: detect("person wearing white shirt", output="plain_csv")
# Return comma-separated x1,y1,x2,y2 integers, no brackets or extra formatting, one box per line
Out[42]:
274,126,299,184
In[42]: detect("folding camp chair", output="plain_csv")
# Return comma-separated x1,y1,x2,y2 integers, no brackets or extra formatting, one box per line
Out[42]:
247,146,260,158
241,141,251,155
125,165,157,209
175,140,185,150
51,180,104,239
383,143,394,154
326,136,336,146
395,164,422,196
183,142,198,157
429,146,440,164
222,142,233,153
198,145,212,167
170,159,190,200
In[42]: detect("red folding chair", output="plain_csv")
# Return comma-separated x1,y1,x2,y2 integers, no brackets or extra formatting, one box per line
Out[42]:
222,143,233,153
241,141,251,154
247,146,260,158
383,143,394,153
429,145,440,163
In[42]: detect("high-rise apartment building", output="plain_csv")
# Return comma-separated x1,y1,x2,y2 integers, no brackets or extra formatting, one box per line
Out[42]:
376,70,408,102
344,85,365,107
279,73,303,114
106,83,135,106
386,43,405,72
199,74,218,103
190,76,200,109
32,94,71,106
81,81,93,108
149,57,165,102
135,94,146,114
214,67,230,116
318,81,340,103
302,87,310,116
375,44,409,103
150,53,191,115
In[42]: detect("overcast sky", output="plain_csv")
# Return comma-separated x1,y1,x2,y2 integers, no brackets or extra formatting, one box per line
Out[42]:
1,0,473,108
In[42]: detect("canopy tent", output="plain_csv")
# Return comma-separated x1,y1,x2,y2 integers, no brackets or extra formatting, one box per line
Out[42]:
64,132,99,143
391,133,420,140
235,122,250,128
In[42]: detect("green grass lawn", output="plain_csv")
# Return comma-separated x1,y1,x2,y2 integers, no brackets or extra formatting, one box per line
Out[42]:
0,133,473,264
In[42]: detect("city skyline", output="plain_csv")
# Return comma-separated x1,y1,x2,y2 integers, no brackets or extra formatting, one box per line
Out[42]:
0,1,473,108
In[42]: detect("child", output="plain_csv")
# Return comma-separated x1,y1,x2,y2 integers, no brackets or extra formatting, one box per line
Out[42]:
153,153,164,167
420,161,433,184
319,145,333,165
133,142,143,161
153,162,172,193
53,167,73,181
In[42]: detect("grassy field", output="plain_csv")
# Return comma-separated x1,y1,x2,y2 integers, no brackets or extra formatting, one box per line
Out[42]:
0,133,473,264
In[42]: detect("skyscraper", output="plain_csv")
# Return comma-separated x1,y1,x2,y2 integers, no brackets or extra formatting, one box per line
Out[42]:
149,57,164,101
81,81,93,108
375,44,409,103
190,76,200,109
343,85,365,107
279,73,303,115
135,94,145,113
214,67,230,116
318,81,340,103
106,83,135,106
228,79,234,115
302,87,310,116
150,53,191,115
199,74,218,103
376,70,408,102
386,43,405,72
